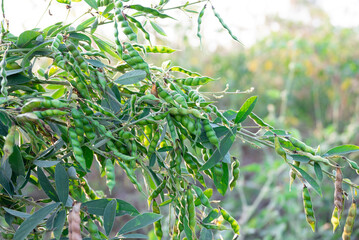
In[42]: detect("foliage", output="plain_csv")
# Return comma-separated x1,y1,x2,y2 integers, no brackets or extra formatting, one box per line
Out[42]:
0,0,359,240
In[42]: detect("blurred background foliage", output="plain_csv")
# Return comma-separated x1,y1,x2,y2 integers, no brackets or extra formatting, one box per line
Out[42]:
148,2,359,239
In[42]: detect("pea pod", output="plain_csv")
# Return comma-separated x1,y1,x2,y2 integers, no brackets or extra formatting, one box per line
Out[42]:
229,158,240,191
82,178,99,200
152,200,163,239
202,208,219,223
87,218,101,240
196,4,207,43
156,82,177,106
302,185,316,232
331,205,342,233
342,200,356,240
129,5,173,19
169,66,201,77
56,0,71,4
148,177,167,205
22,99,68,113
69,127,87,170
211,5,240,43
33,109,68,118
105,159,116,193
203,119,220,148
123,42,150,77
178,76,214,86
148,130,160,158
220,207,240,235
187,188,196,232
107,140,137,163
3,125,16,160
289,137,316,155
192,185,212,209
115,8,137,42
85,100,116,118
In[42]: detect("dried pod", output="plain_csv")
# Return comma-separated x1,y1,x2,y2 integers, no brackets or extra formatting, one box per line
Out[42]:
334,167,344,216
68,202,82,240
342,200,357,240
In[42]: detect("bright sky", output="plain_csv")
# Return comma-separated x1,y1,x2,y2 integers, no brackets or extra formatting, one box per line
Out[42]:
4,0,359,49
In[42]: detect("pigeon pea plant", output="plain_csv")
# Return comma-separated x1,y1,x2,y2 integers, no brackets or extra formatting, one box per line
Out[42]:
0,0,359,239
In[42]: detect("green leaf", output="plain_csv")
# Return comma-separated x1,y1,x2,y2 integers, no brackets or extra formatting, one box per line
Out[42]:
68,32,92,43
103,199,117,236
212,162,229,196
234,96,257,124
82,146,94,169
53,210,66,240
7,73,31,86
249,112,273,129
129,5,174,19
86,59,105,68
199,228,213,240
2,207,30,219
314,163,323,181
114,70,147,85
0,168,14,196
84,0,98,9
13,203,60,240
52,87,66,99
17,30,41,47
34,160,60,168
9,145,25,177
55,164,69,205
76,16,96,31
37,168,60,202
290,164,322,196
150,21,166,36
82,199,139,216
288,154,310,163
199,126,237,171
323,145,359,157
92,35,121,60
118,213,162,235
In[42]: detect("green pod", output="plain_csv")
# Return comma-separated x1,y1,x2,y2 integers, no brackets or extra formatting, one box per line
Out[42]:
105,159,116,193
69,128,87,169
116,11,137,42
152,200,163,239
192,185,212,209
148,130,160,158
289,137,316,155
126,15,151,43
123,43,150,76
148,177,167,204
179,76,214,86
202,208,219,223
342,200,356,240
229,158,240,191
170,91,188,108
156,82,176,106
187,188,196,232
302,185,316,232
87,218,101,240
203,119,219,148
220,208,240,235
21,99,43,113
107,140,137,162
33,109,68,118
197,3,207,43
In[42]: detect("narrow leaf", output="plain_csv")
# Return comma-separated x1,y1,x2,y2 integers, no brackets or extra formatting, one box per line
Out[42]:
114,70,147,85
118,213,162,235
55,164,69,205
150,21,166,36
291,164,322,196
323,145,359,157
82,199,139,216
37,168,60,202
199,228,213,240
314,163,323,181
84,0,98,9
234,96,257,124
2,207,30,218
13,203,60,240
104,199,117,236
9,145,25,177
53,210,66,240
